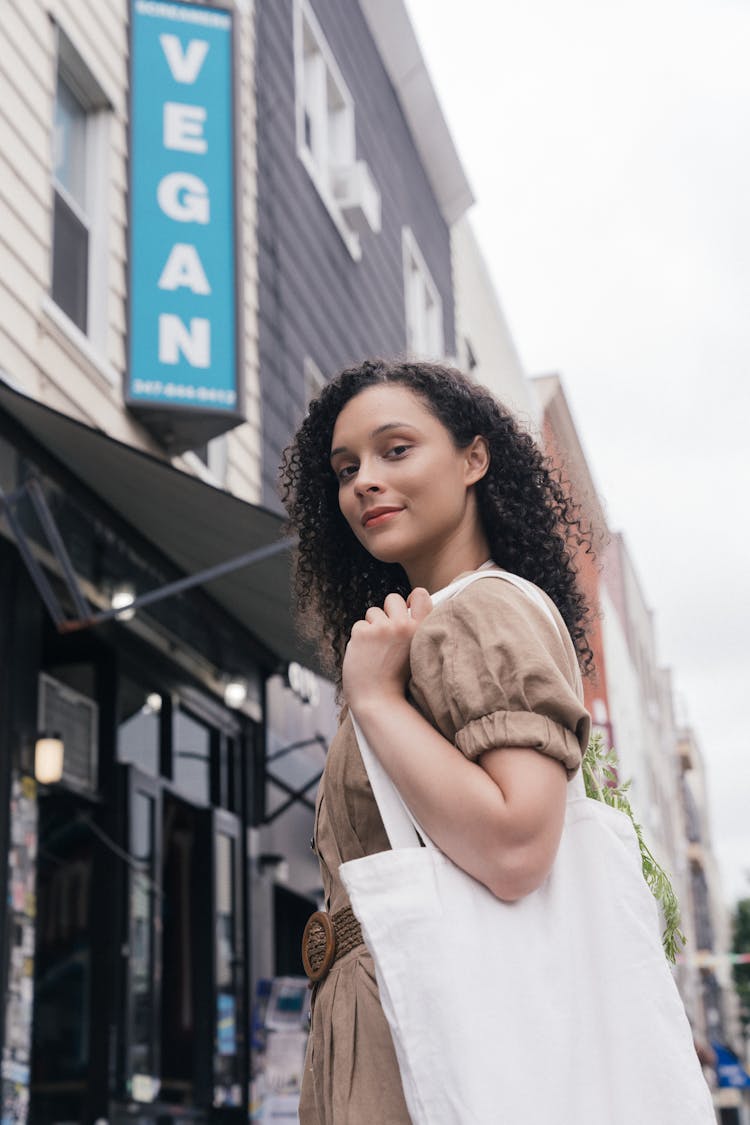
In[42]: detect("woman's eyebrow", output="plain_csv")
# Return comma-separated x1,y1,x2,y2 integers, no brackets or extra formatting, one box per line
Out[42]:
330,422,418,460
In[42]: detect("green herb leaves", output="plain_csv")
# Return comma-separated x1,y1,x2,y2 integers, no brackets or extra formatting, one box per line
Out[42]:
582,732,686,964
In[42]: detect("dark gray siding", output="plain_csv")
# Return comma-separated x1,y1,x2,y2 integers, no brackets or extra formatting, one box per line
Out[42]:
255,0,456,508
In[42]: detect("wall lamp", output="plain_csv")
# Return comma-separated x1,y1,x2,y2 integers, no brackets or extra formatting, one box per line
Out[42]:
110,582,136,621
34,732,64,785
223,678,248,709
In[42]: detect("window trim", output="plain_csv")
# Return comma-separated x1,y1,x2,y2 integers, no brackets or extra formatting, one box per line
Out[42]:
293,0,361,261
41,295,120,389
303,355,326,411
51,26,112,354
402,226,444,359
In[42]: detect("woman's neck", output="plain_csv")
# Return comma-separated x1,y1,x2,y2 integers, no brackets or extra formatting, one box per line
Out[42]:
405,539,492,594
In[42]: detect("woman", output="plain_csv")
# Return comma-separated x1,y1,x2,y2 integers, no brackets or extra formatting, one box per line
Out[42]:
281,359,592,1124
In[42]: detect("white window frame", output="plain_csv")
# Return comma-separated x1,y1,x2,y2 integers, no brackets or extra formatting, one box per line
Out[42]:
205,434,229,483
402,227,444,359
50,28,112,355
293,0,361,260
303,355,327,411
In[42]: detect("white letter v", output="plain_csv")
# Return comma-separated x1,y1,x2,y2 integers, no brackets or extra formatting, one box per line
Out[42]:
159,34,209,84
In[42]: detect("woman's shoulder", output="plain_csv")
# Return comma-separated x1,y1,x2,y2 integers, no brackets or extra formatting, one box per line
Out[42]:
427,571,558,631
412,570,577,681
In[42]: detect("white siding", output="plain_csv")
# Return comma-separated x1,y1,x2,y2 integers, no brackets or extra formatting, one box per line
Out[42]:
0,0,262,503
451,214,539,428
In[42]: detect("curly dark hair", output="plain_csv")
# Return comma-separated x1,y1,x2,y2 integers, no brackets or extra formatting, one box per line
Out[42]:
280,359,594,679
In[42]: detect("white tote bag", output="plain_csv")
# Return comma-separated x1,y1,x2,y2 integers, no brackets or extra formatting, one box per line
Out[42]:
339,569,715,1125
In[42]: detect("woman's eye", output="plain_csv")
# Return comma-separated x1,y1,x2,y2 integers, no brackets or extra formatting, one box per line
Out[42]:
386,444,411,458
337,464,357,481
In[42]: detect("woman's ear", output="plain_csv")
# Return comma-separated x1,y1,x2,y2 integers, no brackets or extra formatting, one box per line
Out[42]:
465,436,490,485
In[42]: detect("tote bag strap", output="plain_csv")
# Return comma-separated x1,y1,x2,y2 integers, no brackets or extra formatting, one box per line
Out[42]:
352,567,581,851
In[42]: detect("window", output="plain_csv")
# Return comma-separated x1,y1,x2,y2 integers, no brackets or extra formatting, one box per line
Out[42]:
52,75,89,332
402,227,444,359
117,679,163,777
173,707,212,805
294,0,380,259
50,31,110,343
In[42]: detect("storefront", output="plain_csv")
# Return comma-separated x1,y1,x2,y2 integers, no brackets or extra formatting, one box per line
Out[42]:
0,382,326,1124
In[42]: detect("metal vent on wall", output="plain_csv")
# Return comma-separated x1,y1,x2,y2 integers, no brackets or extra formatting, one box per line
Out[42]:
37,672,98,795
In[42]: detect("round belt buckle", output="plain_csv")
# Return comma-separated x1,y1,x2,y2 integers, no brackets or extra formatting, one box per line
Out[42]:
302,910,337,982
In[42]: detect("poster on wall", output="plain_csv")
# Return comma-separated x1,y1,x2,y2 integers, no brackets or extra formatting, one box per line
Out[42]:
1,776,38,1125
250,977,310,1122
127,0,243,452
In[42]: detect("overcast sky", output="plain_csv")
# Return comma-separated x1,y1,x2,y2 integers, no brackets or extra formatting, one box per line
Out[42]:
405,0,750,907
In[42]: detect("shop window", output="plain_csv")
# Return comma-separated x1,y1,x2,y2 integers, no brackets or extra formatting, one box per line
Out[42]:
217,734,241,814
293,0,380,260
30,793,95,1124
173,707,212,805
214,828,240,1098
129,788,157,1080
264,670,334,825
117,679,162,777
118,771,164,1104
50,30,111,346
402,227,444,359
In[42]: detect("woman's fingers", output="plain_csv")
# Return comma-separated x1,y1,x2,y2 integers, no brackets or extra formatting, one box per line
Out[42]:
407,587,433,622
359,591,429,629
383,593,409,620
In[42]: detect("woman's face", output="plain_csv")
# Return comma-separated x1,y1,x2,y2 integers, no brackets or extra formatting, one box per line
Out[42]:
329,384,488,576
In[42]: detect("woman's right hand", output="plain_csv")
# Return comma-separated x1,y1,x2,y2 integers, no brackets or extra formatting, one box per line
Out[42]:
342,588,433,711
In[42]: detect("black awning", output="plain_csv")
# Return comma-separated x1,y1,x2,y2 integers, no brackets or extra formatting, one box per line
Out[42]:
0,378,316,672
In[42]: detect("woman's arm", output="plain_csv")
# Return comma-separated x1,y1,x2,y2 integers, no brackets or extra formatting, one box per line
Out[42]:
344,589,568,901
352,696,567,901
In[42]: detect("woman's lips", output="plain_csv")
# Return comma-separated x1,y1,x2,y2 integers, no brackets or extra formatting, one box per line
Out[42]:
362,508,403,528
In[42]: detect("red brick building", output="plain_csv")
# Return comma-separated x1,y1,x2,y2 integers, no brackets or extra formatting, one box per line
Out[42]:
533,375,613,745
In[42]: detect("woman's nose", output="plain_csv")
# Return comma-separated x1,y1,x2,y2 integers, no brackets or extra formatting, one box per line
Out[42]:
354,478,382,496
354,460,383,495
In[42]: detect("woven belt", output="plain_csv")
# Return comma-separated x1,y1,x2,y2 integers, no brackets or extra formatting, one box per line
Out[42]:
302,905,363,982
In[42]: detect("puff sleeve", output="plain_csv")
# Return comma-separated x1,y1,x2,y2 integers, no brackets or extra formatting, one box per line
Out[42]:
408,577,590,777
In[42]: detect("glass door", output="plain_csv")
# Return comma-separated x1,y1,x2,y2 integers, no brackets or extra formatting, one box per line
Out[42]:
160,790,208,1107
211,809,245,1113
118,773,246,1115
29,790,95,1124
122,768,162,1106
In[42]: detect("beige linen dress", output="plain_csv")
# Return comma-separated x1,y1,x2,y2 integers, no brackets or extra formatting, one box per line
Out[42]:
299,574,590,1125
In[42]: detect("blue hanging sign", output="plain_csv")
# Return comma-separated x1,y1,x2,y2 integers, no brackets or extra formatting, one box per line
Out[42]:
128,0,238,417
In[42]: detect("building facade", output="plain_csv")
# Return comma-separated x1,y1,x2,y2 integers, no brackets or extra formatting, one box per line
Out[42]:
531,375,743,1111
2,0,264,496
677,727,743,1083
453,214,539,425
0,4,281,1119
255,0,471,506
0,0,474,1121
532,375,611,732
249,0,473,1006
